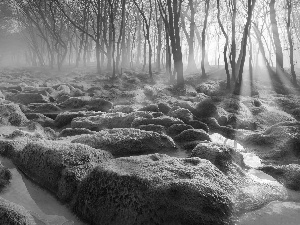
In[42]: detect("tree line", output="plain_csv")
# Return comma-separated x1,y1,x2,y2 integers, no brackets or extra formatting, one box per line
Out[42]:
2,0,299,88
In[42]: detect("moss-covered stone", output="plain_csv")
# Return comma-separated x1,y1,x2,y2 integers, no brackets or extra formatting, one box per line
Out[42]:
187,120,209,133
54,111,87,128
259,164,300,191
167,124,194,136
0,197,36,225
86,98,113,112
174,129,211,143
193,99,218,119
72,128,176,157
131,116,184,128
6,93,49,105
0,163,11,192
0,139,27,158
168,107,193,123
59,128,95,137
138,104,160,112
137,124,166,134
0,103,29,126
71,111,153,131
14,140,113,201
72,154,235,225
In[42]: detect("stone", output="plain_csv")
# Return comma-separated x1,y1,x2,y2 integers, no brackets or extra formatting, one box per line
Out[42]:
167,124,194,136
187,120,209,133
0,163,11,191
168,107,193,123
138,104,160,112
72,154,235,225
193,99,218,119
86,98,113,112
137,124,166,134
55,111,87,128
157,102,171,114
72,128,176,157
0,103,29,126
59,128,95,137
0,198,36,225
174,129,211,143
14,140,113,202
131,116,184,128
6,93,49,105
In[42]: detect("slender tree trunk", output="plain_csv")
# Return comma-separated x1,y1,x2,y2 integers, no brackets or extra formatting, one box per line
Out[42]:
231,0,237,82
201,0,210,77
270,0,284,75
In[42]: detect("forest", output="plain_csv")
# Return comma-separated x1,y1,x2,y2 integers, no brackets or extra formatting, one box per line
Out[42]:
1,0,300,225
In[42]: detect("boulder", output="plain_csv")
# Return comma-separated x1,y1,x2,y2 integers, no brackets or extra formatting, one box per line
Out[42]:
72,154,235,225
167,124,194,136
110,105,135,114
0,139,28,158
25,113,55,127
59,97,88,109
71,111,152,131
196,81,225,96
55,111,87,128
157,102,171,114
174,129,211,143
86,98,113,112
0,163,11,191
14,140,113,202
0,103,29,126
138,104,160,112
57,84,71,95
0,198,36,225
72,128,176,157
259,164,300,191
168,107,193,123
187,120,209,133
193,99,218,119
131,116,184,128
137,124,166,134
6,93,49,105
32,103,61,113
241,122,300,161
59,128,95,137
0,90,4,99
190,142,245,171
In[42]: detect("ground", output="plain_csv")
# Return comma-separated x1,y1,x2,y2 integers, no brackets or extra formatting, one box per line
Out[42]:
0,65,300,225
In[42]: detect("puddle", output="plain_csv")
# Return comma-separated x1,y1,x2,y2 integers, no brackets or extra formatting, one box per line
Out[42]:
0,156,85,225
237,201,300,225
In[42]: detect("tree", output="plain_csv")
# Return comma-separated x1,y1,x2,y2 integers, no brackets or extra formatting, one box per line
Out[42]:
201,0,210,77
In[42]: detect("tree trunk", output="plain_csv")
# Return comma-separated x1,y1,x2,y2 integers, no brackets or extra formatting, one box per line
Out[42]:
231,0,237,82
201,0,210,77
269,0,284,75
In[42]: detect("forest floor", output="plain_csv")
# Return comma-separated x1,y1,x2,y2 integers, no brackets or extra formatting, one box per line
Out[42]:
0,65,300,225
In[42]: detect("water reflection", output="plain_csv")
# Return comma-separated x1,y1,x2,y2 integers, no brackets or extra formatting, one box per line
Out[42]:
0,156,85,225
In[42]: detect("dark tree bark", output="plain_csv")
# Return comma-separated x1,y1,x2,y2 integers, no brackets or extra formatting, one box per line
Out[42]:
231,0,237,82
201,0,210,77
269,0,284,75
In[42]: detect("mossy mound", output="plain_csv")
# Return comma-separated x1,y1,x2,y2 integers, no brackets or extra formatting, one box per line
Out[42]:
6,93,49,105
0,163,11,192
0,139,28,158
259,164,300,191
137,124,166,134
196,81,225,96
241,122,300,161
0,103,29,126
14,140,113,201
193,99,218,119
187,120,209,133
72,128,176,157
131,116,184,128
138,104,160,112
174,129,210,143
32,103,61,113
71,111,153,131
59,128,95,137
168,107,193,123
72,154,235,225
85,98,113,112
25,113,55,127
54,111,87,128
167,124,194,136
0,197,36,225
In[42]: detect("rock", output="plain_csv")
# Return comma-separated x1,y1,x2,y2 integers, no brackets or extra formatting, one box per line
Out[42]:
157,102,171,114
86,98,113,112
241,122,300,161
0,163,11,191
174,129,210,143
33,103,61,113
0,139,27,158
173,100,195,112
259,164,300,191
6,93,49,105
168,107,193,123
167,124,194,136
0,90,4,99
59,128,95,137
0,197,36,225
72,128,176,157
72,154,235,225
253,99,262,107
196,81,225,96
25,113,55,127
5,122,57,140
137,124,166,134
187,120,209,133
190,142,245,171
59,97,88,109
193,99,218,118
71,111,152,131
0,103,29,126
57,84,71,95
55,111,87,128
14,140,113,202
131,116,184,128
138,104,159,112
110,105,135,113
